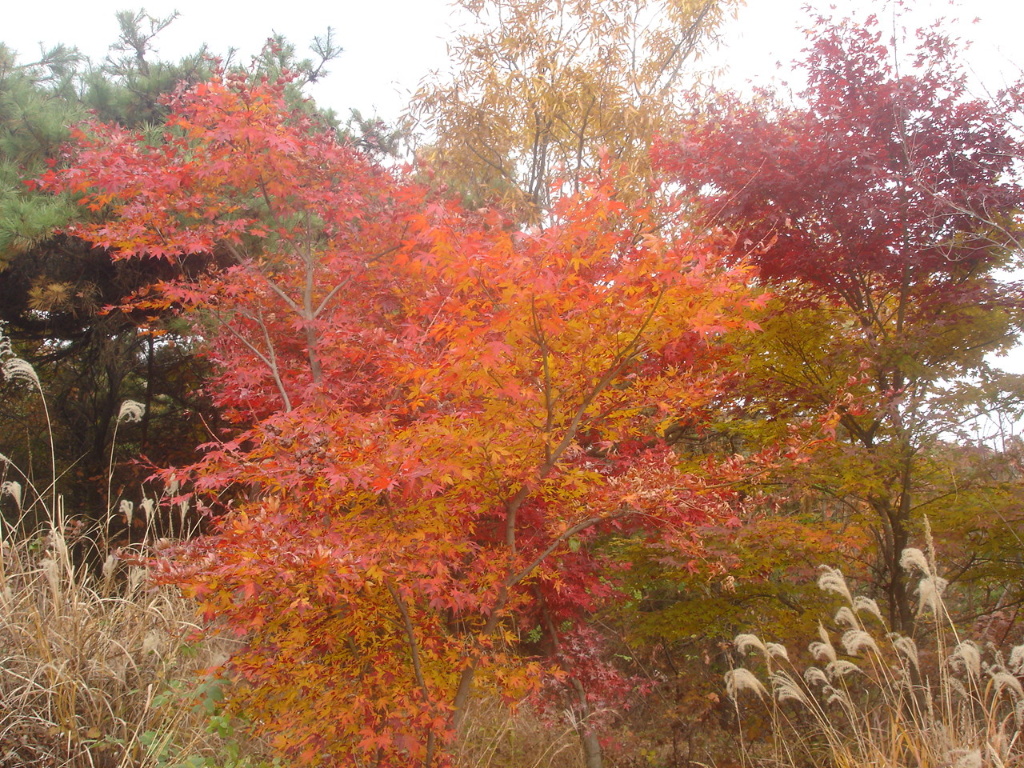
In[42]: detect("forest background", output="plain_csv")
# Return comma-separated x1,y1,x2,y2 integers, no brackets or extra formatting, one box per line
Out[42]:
1,0,1024,767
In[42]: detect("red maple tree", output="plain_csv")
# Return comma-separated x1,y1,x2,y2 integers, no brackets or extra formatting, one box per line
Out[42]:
655,10,1024,630
44,73,763,765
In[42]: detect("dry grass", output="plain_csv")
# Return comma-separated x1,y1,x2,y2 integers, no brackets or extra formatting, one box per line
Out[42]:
726,539,1024,768
0,504,262,768
0,342,264,767
0,512,593,768
455,697,586,768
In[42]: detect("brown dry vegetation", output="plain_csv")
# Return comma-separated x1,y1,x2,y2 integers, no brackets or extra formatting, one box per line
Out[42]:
0,508,262,768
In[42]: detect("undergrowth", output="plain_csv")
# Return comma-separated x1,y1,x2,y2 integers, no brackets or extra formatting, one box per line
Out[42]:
0,339,271,768
0,336,590,768
726,528,1024,768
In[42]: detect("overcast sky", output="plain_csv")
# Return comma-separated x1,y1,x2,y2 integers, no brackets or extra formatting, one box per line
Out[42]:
5,0,1024,376
4,0,1023,123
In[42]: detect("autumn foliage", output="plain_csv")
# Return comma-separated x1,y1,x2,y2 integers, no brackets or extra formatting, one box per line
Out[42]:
655,11,1024,630
41,72,764,765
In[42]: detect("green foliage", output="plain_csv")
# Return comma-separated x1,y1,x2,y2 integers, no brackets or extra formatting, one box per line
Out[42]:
143,677,279,768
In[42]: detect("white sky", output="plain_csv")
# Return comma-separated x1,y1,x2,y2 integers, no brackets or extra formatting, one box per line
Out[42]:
5,0,1024,375
4,0,1023,123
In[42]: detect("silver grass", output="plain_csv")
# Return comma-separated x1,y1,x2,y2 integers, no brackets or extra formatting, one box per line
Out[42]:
1,480,22,509
735,633,767,655
117,399,146,423
824,685,851,707
1008,645,1024,675
119,499,135,522
809,623,837,663
893,635,920,670
804,667,828,687
101,553,118,594
772,671,810,706
841,629,879,656
852,596,884,624
140,497,155,525
808,641,836,663
179,499,189,530
102,553,117,581
917,575,948,614
900,547,932,576
765,642,790,662
2,357,40,387
725,668,768,700
817,565,852,604
834,606,858,629
950,641,981,679
826,659,862,680
990,671,1024,701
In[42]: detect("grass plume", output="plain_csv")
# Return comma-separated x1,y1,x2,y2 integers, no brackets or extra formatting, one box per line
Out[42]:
726,549,1024,768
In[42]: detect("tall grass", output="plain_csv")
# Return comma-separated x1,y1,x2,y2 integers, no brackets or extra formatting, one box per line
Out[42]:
726,535,1024,768
454,698,587,768
0,521,238,767
0,341,265,768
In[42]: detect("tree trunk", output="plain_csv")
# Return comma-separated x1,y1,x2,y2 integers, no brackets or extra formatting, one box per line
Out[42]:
570,678,603,768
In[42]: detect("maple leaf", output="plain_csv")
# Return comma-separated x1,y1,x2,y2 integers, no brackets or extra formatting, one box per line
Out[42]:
53,72,765,767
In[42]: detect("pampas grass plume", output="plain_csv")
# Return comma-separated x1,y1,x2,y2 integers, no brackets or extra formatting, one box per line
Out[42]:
817,565,852,604
809,623,837,664
825,659,862,680
990,671,1024,702
841,629,879,657
766,643,790,662
117,400,145,423
2,357,40,387
917,575,949,614
804,667,828,687
893,635,920,670
950,641,981,679
726,668,768,700
852,596,884,623
900,547,932,576
1009,645,1024,675
735,633,767,655
772,671,810,705
834,606,858,629
1,480,21,509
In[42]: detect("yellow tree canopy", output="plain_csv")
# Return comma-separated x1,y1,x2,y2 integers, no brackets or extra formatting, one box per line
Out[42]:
410,0,738,221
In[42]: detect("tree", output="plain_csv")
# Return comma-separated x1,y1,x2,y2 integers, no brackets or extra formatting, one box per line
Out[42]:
409,0,738,221
45,74,762,766
0,15,351,528
656,10,1024,631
